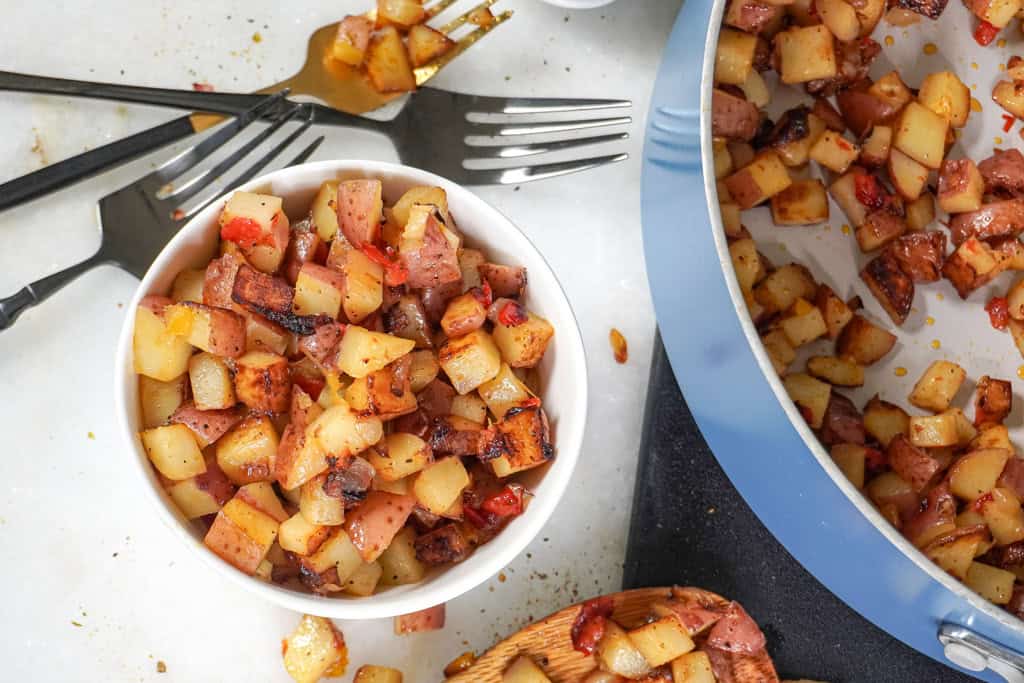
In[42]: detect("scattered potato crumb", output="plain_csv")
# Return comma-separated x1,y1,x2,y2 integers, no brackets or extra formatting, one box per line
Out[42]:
252,32,262,43
895,367,907,377
609,328,628,364
931,339,941,349
926,316,935,325
1018,366,1024,379
841,224,851,234
995,136,1004,145
498,572,507,583
71,621,82,627
156,661,167,673
87,431,95,440
884,35,894,46
937,293,945,301
998,38,1007,48
971,97,982,112
923,42,937,55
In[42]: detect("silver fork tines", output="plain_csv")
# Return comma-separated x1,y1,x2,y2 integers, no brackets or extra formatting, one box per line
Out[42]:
0,93,322,330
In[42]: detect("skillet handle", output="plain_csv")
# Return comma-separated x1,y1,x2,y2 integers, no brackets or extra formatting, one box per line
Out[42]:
939,623,1024,682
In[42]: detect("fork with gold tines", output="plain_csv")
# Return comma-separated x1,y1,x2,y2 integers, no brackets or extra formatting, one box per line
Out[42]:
0,0,631,208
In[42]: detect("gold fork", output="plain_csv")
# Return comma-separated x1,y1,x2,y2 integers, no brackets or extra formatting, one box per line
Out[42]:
188,0,511,133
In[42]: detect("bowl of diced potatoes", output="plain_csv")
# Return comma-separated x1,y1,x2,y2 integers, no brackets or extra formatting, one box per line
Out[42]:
113,159,587,620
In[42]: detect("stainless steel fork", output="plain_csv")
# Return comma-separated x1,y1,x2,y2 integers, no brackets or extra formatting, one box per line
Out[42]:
0,76,631,209
0,92,324,330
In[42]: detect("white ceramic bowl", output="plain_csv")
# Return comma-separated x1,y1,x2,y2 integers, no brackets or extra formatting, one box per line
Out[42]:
113,160,588,619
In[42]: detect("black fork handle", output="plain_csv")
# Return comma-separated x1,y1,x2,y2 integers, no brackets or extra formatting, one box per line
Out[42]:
0,116,195,212
0,253,107,330
0,70,267,113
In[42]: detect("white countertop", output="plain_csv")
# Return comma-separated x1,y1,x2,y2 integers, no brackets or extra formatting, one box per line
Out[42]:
0,1,678,679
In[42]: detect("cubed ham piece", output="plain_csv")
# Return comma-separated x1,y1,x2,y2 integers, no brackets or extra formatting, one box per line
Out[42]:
949,199,1024,246
979,149,1024,197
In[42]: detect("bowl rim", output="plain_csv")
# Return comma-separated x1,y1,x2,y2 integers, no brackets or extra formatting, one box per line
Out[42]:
114,159,588,620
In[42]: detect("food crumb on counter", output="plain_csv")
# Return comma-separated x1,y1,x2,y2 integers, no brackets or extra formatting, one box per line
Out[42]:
923,42,937,54
87,432,95,440
926,316,935,325
1017,365,1024,379
894,367,907,377
71,621,82,627
498,572,507,582
930,339,941,350
252,32,262,43
841,224,851,234
192,82,215,92
998,38,1007,48
156,661,167,673
884,35,894,46
610,328,628,364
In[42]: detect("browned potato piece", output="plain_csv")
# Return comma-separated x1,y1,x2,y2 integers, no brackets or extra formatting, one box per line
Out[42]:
994,80,1024,120
938,159,984,214
855,209,907,253
378,0,425,27
893,102,948,170
715,28,758,86
754,263,816,313
204,496,279,575
807,356,864,386
761,329,795,375
293,264,344,318
919,71,971,128
950,448,1011,500
924,527,988,580
331,15,372,66
407,24,453,68
975,375,1012,427
864,396,909,447
836,315,896,365
860,251,914,325
869,72,913,111
441,293,487,338
235,350,291,413
188,352,235,411
344,359,418,421
770,179,829,225
942,236,1005,299
809,131,859,174
887,231,946,283
281,614,348,683
723,151,792,209
815,284,853,339
888,149,929,201
860,125,892,168
783,373,831,428
905,193,936,232
492,311,555,369
355,665,404,683
216,415,279,485
366,26,416,93
908,414,959,448
779,298,828,347
775,26,837,84
140,374,187,429
169,402,242,448
909,360,966,412
165,301,247,360
888,434,941,492
829,169,869,228
491,406,553,477
816,0,860,41
140,423,207,481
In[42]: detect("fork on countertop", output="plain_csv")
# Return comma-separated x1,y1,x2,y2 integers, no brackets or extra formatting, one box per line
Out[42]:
0,80,631,208
0,93,323,330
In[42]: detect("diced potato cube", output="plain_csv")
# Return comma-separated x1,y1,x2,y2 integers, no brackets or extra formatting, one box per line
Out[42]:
815,284,853,339
776,26,836,84
392,186,449,228
906,193,936,231
980,487,1024,545
831,443,867,488
492,406,553,477
971,425,1015,455
378,0,425,28
279,512,331,556
189,352,235,411
762,328,796,375
139,374,187,429
344,362,417,421
627,616,695,667
309,402,383,464
366,25,416,93
993,80,1024,120
479,363,533,419
234,351,291,413
975,375,1013,427
860,125,892,167
723,151,792,209
671,651,716,683
440,329,503,393
975,0,1021,27
770,179,829,225
293,264,344,318
807,355,864,387
235,481,288,522
809,131,859,174
729,238,764,293
204,497,279,574
281,615,347,683
407,23,454,67
924,528,986,580
378,526,425,585
783,373,832,429
829,170,868,228
451,393,488,424
343,560,384,597
305,528,364,582
869,71,913,111
779,297,827,347
216,416,279,485
166,460,235,518
413,457,470,515
133,299,194,381
171,268,205,303
332,15,373,66
343,248,385,323
908,413,959,448
367,433,432,482
888,148,929,201
140,423,206,481
337,326,416,378
720,202,742,236
949,448,1011,500
311,181,340,242
492,311,555,369
501,656,550,683
943,408,978,447
714,139,733,180
355,665,404,683
836,315,896,365
817,0,860,40
394,604,446,634
864,396,909,447
893,102,948,169
596,621,651,679
965,561,1015,604
937,159,984,214
343,491,416,562
909,360,966,412
245,315,290,355
300,474,345,526
754,264,816,314
441,293,487,338
715,28,757,85
919,71,970,127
